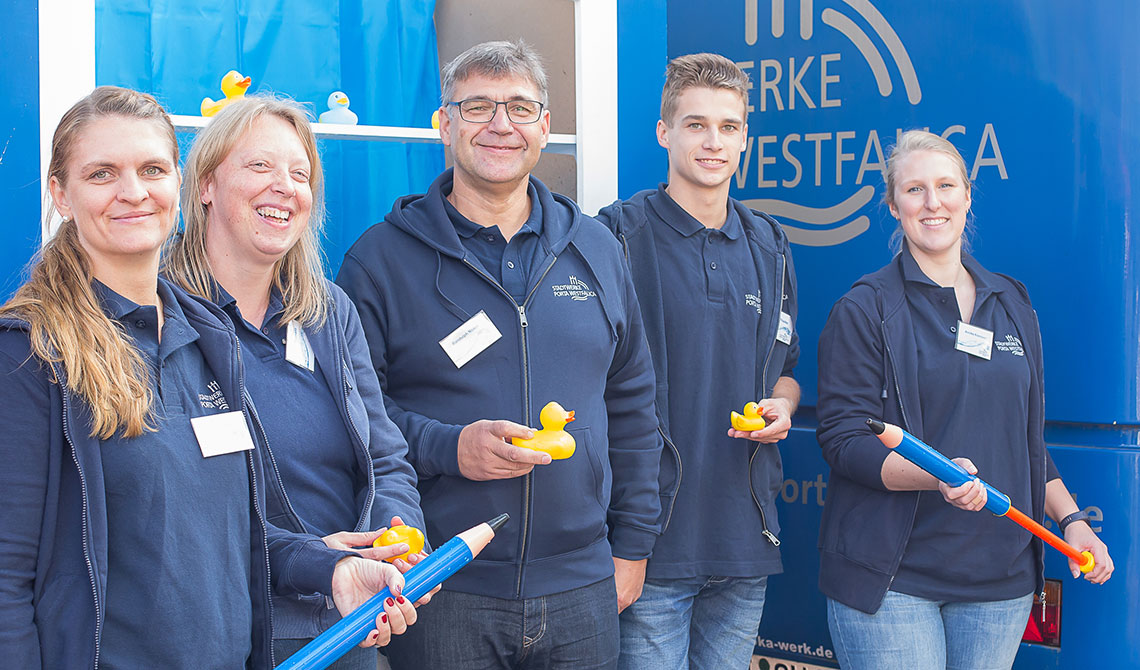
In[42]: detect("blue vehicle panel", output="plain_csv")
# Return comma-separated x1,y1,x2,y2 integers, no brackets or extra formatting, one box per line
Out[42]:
1,2,1135,668
617,1,1140,667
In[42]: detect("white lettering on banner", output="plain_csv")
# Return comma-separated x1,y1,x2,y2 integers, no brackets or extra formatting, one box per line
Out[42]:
735,124,1007,191
731,2,1011,247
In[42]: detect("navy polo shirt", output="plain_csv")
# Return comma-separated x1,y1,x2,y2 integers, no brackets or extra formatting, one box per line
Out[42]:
219,287,358,537
642,189,776,578
444,182,544,303
891,249,1036,601
97,280,252,668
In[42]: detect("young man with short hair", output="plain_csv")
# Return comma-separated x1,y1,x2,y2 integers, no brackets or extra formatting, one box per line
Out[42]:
597,52,800,669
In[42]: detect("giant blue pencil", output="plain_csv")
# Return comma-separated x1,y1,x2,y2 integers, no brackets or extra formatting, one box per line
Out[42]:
867,419,1093,572
277,514,509,670
867,418,1011,514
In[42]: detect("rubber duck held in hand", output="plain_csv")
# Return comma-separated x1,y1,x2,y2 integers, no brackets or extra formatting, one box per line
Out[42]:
318,91,358,125
512,402,576,460
731,402,767,432
201,70,252,116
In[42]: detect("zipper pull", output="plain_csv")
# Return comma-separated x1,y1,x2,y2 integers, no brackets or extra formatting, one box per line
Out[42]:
1040,590,1047,622
518,305,528,328
763,529,781,547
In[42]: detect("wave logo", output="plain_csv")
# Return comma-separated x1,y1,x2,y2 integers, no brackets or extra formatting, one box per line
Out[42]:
737,0,921,247
552,275,597,301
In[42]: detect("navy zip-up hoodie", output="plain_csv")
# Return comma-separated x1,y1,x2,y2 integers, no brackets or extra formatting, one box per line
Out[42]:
222,280,424,639
337,170,663,599
596,188,799,541
816,251,1059,614
0,279,351,669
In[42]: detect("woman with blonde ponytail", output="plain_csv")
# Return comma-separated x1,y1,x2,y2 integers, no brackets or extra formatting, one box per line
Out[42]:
166,94,427,668
0,86,416,670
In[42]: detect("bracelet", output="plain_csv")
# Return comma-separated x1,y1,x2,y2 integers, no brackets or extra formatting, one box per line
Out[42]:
1058,509,1091,532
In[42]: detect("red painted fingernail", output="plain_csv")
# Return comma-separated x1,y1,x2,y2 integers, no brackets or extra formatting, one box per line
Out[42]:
381,614,388,624
386,597,395,606
397,596,406,604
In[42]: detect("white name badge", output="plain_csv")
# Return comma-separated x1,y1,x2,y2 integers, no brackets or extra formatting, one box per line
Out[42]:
439,310,502,369
955,321,993,360
776,311,794,345
191,410,257,458
285,320,315,371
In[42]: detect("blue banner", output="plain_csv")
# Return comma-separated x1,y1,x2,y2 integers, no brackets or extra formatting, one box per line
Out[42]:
659,0,1140,424
614,2,1140,668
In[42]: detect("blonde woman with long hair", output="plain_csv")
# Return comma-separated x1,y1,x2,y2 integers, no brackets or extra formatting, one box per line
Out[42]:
0,86,414,669
166,94,427,668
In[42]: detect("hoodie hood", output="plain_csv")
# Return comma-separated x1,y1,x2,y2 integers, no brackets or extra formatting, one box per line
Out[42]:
386,168,582,260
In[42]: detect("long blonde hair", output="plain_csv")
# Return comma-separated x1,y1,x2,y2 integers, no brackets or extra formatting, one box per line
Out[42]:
165,95,329,328
0,86,178,438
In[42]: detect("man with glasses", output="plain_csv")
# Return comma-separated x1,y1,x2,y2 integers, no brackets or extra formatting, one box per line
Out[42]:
337,40,663,670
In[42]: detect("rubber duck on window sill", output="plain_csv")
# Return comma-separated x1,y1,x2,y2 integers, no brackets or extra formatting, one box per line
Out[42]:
318,90,358,125
730,402,767,432
512,401,576,460
201,70,252,117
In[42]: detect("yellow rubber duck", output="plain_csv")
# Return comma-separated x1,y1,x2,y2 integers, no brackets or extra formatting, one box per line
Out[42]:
201,70,252,117
512,401,576,460
731,402,767,432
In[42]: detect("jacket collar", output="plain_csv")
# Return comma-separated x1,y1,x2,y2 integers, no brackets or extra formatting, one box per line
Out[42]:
899,245,1004,298
213,281,286,329
646,183,743,240
445,180,545,240
385,168,580,260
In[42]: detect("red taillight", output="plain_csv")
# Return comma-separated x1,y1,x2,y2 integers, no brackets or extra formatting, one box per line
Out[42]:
1022,579,1062,647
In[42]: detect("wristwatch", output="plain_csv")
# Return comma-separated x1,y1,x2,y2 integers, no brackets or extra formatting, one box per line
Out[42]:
1058,509,1091,532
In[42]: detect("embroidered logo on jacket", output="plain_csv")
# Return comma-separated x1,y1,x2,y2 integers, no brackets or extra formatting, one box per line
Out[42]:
552,275,597,301
745,292,763,314
995,334,1024,356
199,380,231,410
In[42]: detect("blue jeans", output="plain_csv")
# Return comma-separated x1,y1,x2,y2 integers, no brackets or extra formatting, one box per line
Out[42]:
618,575,768,670
384,576,619,670
273,638,378,670
827,591,1034,670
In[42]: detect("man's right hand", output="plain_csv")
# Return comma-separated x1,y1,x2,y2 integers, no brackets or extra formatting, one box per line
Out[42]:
458,419,551,480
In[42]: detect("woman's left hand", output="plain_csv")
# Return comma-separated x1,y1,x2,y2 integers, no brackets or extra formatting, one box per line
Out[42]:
322,528,410,563
1064,522,1114,584
330,556,417,647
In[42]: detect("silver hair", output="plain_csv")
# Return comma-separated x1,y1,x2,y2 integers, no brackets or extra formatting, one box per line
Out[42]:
440,39,549,106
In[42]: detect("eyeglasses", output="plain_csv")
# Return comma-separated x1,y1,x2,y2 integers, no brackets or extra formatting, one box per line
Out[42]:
448,98,545,124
